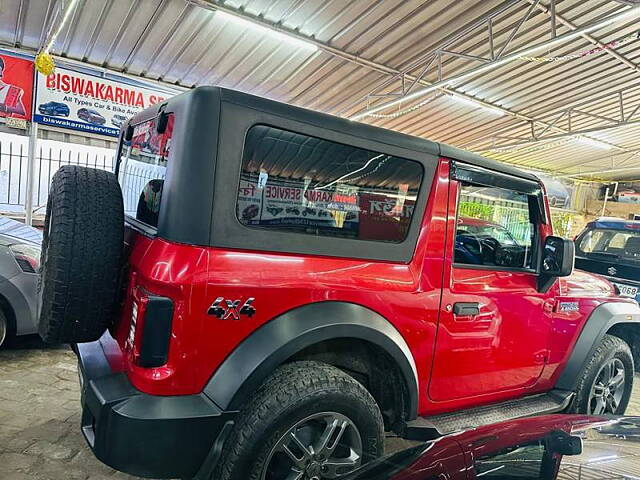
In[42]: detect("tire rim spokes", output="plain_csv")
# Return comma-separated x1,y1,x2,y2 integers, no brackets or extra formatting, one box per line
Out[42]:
263,412,362,480
588,358,626,415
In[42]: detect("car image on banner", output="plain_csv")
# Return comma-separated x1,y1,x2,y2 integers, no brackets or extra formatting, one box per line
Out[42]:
0,54,34,121
38,101,70,117
77,108,105,125
34,66,176,137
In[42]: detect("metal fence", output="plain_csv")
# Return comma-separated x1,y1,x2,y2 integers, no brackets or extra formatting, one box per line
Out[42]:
0,142,114,216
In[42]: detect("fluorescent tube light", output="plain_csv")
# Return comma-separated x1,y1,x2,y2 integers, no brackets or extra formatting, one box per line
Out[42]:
216,10,318,51
576,136,611,150
449,95,505,116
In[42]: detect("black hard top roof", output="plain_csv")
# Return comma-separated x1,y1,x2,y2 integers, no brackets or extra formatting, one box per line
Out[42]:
217,87,539,183
129,86,539,184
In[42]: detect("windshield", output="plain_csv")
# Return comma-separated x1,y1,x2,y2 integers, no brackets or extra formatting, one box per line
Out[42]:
578,227,640,260
117,114,175,228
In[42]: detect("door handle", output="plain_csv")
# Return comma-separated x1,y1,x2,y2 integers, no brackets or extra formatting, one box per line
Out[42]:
453,302,480,316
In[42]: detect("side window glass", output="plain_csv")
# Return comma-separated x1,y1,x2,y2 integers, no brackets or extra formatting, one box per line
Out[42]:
235,125,424,243
456,184,537,269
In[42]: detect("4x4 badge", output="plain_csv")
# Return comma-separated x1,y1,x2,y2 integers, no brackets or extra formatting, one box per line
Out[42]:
208,297,256,319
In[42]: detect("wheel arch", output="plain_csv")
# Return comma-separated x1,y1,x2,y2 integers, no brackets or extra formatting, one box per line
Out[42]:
556,301,640,390
203,301,419,421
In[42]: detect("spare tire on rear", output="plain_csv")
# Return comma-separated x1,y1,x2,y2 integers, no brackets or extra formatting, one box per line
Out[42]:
38,165,124,344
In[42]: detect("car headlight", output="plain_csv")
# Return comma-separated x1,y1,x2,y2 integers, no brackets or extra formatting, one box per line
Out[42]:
10,243,41,273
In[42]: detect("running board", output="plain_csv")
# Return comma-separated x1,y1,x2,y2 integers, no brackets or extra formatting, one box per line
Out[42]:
403,390,574,441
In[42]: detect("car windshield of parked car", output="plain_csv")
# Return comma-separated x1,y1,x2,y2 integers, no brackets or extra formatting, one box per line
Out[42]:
578,228,640,260
117,114,175,228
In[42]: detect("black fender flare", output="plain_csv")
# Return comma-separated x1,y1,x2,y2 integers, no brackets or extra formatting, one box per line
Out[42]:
203,301,419,419
556,301,640,391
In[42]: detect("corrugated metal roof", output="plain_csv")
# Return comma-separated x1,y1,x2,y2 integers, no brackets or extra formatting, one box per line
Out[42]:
0,0,638,180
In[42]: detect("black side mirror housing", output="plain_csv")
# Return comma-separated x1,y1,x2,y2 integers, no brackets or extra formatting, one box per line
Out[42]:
538,235,575,293
546,430,583,456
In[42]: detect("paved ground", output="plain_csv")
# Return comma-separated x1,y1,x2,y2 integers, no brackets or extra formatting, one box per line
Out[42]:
1,337,640,480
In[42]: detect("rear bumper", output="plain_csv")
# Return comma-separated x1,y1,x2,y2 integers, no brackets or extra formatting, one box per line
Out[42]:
76,338,235,479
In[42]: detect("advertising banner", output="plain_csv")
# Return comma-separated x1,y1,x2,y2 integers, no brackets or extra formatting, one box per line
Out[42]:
0,53,33,121
34,67,171,137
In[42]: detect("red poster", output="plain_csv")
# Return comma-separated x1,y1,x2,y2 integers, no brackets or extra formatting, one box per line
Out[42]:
0,54,33,121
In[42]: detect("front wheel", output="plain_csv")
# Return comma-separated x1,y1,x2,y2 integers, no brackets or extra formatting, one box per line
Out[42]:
571,334,634,415
215,361,384,480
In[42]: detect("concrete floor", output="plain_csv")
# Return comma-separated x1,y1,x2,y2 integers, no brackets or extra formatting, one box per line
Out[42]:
1,337,640,480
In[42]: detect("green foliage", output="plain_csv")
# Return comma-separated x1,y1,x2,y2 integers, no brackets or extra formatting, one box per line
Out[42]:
458,202,494,221
551,212,573,238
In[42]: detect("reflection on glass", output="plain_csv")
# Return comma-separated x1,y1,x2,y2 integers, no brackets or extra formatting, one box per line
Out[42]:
455,184,536,269
118,114,174,228
236,125,424,243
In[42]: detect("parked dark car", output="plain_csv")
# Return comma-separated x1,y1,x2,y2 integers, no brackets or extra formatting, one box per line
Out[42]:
77,108,106,125
346,414,640,480
38,101,70,117
111,114,128,128
575,217,640,303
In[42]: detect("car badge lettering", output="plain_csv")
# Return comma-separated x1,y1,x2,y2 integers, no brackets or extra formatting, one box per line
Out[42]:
608,266,617,276
208,297,256,319
558,301,579,312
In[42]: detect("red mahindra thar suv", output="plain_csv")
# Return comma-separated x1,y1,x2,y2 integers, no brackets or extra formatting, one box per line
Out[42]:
37,87,640,480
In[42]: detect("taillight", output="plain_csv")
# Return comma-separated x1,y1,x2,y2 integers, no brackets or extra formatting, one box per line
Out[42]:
127,288,174,368
10,243,40,273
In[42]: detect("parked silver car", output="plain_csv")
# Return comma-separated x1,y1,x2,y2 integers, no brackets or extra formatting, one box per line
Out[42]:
0,216,41,347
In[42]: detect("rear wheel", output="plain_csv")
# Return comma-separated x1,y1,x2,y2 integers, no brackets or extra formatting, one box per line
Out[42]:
215,361,384,480
571,334,634,415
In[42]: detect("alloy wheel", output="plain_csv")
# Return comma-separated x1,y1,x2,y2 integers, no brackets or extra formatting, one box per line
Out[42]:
262,412,363,480
588,358,626,415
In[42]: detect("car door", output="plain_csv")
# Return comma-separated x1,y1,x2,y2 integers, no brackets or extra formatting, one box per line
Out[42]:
429,163,554,402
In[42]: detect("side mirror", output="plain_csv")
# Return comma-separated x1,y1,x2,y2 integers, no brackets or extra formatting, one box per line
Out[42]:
538,236,574,293
546,430,583,456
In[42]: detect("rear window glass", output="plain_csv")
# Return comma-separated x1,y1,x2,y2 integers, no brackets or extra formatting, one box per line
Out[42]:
236,125,424,243
118,114,174,228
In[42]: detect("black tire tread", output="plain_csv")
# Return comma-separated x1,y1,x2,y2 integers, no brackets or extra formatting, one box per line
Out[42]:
571,333,634,414
38,165,123,344
216,361,384,480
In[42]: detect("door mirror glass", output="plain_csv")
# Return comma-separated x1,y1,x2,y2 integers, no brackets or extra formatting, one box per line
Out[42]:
541,235,575,277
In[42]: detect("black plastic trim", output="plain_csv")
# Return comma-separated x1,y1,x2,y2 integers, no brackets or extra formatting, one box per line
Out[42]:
76,336,235,479
555,301,640,391
451,162,542,195
204,301,419,420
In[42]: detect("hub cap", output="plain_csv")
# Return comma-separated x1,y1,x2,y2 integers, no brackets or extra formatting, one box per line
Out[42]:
262,412,363,480
588,358,626,415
